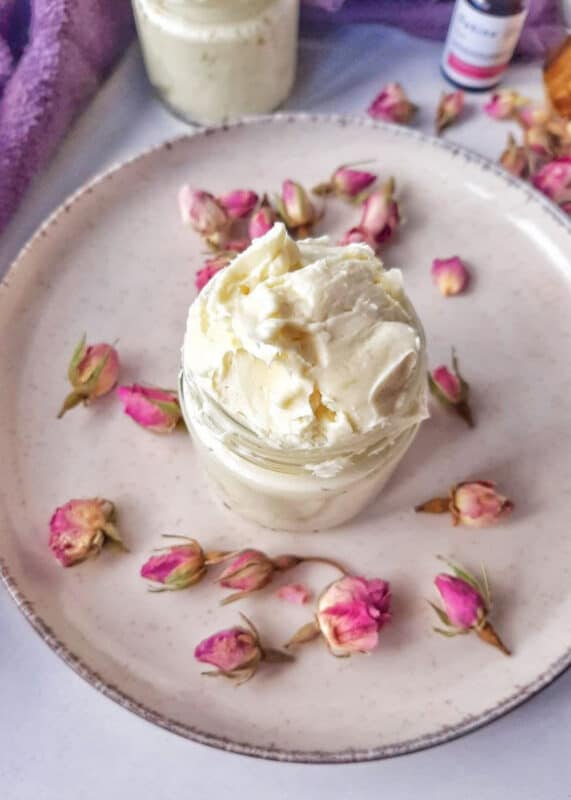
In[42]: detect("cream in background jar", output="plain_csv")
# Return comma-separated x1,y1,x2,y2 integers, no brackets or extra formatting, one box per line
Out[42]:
132,0,299,124
180,224,428,532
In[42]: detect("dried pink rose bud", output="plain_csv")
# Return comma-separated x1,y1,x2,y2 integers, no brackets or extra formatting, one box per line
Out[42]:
49,498,123,567
431,256,470,297
416,480,513,527
276,583,311,605
140,536,231,591
195,614,293,685
431,560,510,655
58,336,119,418
117,384,182,434
178,186,229,248
195,252,235,291
533,157,571,207
517,105,550,129
218,189,258,220
451,481,514,528
218,549,278,602
314,165,376,199
358,177,400,249
525,125,552,157
278,179,319,235
484,89,528,120
436,90,465,135
287,575,391,657
428,349,473,428
339,226,373,246
499,134,529,178
141,539,206,590
218,189,258,219
367,82,417,124
216,548,347,605
249,202,277,239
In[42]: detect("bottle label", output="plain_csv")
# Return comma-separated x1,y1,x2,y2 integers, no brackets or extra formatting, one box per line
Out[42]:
442,0,528,89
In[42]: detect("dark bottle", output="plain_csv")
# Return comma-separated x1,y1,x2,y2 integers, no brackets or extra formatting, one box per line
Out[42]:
442,0,528,91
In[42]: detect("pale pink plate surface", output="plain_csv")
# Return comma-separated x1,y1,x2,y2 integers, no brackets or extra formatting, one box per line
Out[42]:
1,116,571,762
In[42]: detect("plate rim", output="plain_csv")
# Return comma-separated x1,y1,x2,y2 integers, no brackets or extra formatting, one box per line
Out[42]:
2,112,571,763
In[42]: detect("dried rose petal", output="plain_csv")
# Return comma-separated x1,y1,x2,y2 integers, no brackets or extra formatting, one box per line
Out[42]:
276,583,311,605
218,189,258,220
436,90,465,135
367,82,417,124
195,614,292,685
428,349,473,428
484,89,528,120
49,498,123,567
431,256,470,297
117,384,182,433
58,337,119,418
431,560,510,655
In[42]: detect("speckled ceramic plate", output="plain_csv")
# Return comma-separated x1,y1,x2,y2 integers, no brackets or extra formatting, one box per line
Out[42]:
2,115,571,763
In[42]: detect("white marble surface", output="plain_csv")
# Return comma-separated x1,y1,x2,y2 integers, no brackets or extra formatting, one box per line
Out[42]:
2,22,571,799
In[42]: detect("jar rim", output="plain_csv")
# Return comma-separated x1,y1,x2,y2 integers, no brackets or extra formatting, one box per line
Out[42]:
179,366,427,469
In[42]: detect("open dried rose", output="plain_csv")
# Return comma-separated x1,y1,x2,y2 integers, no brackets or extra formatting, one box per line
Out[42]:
357,177,400,249
140,536,231,591
484,89,528,120
49,498,123,567
313,164,376,200
431,256,470,297
430,559,510,655
435,90,465,135
533,157,571,208
287,575,391,657
218,189,258,220
57,336,119,419
428,349,473,428
367,82,417,124
276,583,311,605
416,480,513,527
216,548,346,605
195,614,293,685
117,384,182,433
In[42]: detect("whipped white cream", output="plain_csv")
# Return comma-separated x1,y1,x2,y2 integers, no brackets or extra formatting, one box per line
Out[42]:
183,223,427,450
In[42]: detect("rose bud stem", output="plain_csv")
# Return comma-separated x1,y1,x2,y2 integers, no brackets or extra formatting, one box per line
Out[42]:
415,497,451,514
477,622,511,656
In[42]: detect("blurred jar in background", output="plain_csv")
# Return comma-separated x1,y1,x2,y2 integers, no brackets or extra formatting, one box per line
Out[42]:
545,35,571,119
132,0,300,124
442,0,528,90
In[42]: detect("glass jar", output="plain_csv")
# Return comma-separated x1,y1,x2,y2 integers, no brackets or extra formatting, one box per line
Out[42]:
132,0,300,124
179,365,426,533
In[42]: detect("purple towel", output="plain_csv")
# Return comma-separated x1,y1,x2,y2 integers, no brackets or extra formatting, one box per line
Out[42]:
0,0,133,236
302,0,565,58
